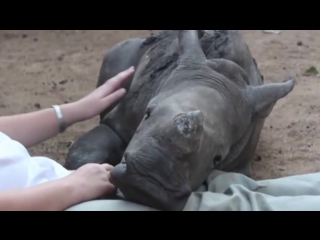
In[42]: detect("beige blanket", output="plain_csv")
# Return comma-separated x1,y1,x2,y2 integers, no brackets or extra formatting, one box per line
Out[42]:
66,170,320,211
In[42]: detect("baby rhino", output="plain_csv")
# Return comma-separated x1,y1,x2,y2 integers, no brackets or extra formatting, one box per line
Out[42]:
65,30,295,211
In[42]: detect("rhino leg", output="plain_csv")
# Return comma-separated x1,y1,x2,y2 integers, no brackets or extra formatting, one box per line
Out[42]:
65,124,126,170
64,38,147,170
229,157,253,177
97,37,146,121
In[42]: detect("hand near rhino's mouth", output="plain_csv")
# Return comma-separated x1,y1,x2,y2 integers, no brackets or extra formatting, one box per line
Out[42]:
109,163,158,205
109,162,190,211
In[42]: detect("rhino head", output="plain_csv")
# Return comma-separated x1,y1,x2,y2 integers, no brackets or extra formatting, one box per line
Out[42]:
110,30,295,211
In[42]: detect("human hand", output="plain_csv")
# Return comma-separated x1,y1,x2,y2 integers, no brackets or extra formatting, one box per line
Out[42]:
64,163,117,203
66,67,135,123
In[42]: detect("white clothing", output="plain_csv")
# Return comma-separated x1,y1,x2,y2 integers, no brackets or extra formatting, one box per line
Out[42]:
0,132,72,191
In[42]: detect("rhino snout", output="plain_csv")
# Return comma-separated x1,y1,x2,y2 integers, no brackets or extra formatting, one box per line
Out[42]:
110,157,191,211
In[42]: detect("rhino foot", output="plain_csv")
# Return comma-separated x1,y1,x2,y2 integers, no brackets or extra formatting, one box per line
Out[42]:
65,124,126,170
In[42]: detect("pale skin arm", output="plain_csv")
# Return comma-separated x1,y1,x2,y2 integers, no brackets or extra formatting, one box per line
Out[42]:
0,67,134,148
0,67,135,210
0,178,79,211
0,103,81,148
0,163,115,211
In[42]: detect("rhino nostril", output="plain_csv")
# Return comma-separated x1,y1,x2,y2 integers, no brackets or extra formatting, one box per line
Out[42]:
122,152,130,164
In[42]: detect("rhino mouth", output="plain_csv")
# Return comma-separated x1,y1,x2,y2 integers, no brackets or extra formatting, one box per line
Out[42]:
110,161,190,211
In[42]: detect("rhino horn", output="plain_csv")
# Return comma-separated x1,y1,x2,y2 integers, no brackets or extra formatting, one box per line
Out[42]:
177,30,207,65
247,78,295,118
173,110,204,138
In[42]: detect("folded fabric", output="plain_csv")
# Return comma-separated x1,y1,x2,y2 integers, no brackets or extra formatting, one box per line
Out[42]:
67,170,320,211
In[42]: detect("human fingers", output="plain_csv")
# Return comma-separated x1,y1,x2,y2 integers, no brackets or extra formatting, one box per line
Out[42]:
101,163,114,171
103,182,117,195
99,67,134,96
107,182,117,190
101,88,126,107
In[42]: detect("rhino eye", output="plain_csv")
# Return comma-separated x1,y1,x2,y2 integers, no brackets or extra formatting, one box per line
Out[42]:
145,108,151,119
213,155,222,166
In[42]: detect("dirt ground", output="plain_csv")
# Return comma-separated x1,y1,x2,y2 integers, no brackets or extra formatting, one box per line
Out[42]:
0,30,319,181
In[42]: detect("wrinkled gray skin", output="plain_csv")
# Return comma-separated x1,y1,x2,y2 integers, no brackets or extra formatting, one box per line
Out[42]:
65,30,295,211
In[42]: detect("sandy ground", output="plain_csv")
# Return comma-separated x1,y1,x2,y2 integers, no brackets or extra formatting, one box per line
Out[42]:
0,30,319,181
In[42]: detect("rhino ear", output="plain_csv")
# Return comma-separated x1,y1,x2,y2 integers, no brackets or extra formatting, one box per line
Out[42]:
173,110,204,139
247,78,295,118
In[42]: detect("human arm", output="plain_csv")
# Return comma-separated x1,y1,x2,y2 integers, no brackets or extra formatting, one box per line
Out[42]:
0,104,81,148
0,176,79,211
0,163,115,211
0,67,134,148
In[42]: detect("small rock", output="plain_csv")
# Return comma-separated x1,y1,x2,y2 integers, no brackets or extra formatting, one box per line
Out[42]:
303,66,319,76
278,149,282,154
297,41,303,46
59,80,68,85
33,38,38,42
22,34,27,38
66,141,74,148
64,100,69,104
34,103,41,109
51,82,57,90
57,55,64,61
255,155,262,161
278,166,286,171
263,30,282,34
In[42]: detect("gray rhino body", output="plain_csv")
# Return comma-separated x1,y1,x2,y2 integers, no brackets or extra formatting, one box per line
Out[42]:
65,30,295,211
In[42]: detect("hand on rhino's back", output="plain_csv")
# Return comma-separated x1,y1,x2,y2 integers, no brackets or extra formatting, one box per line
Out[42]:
65,30,295,211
